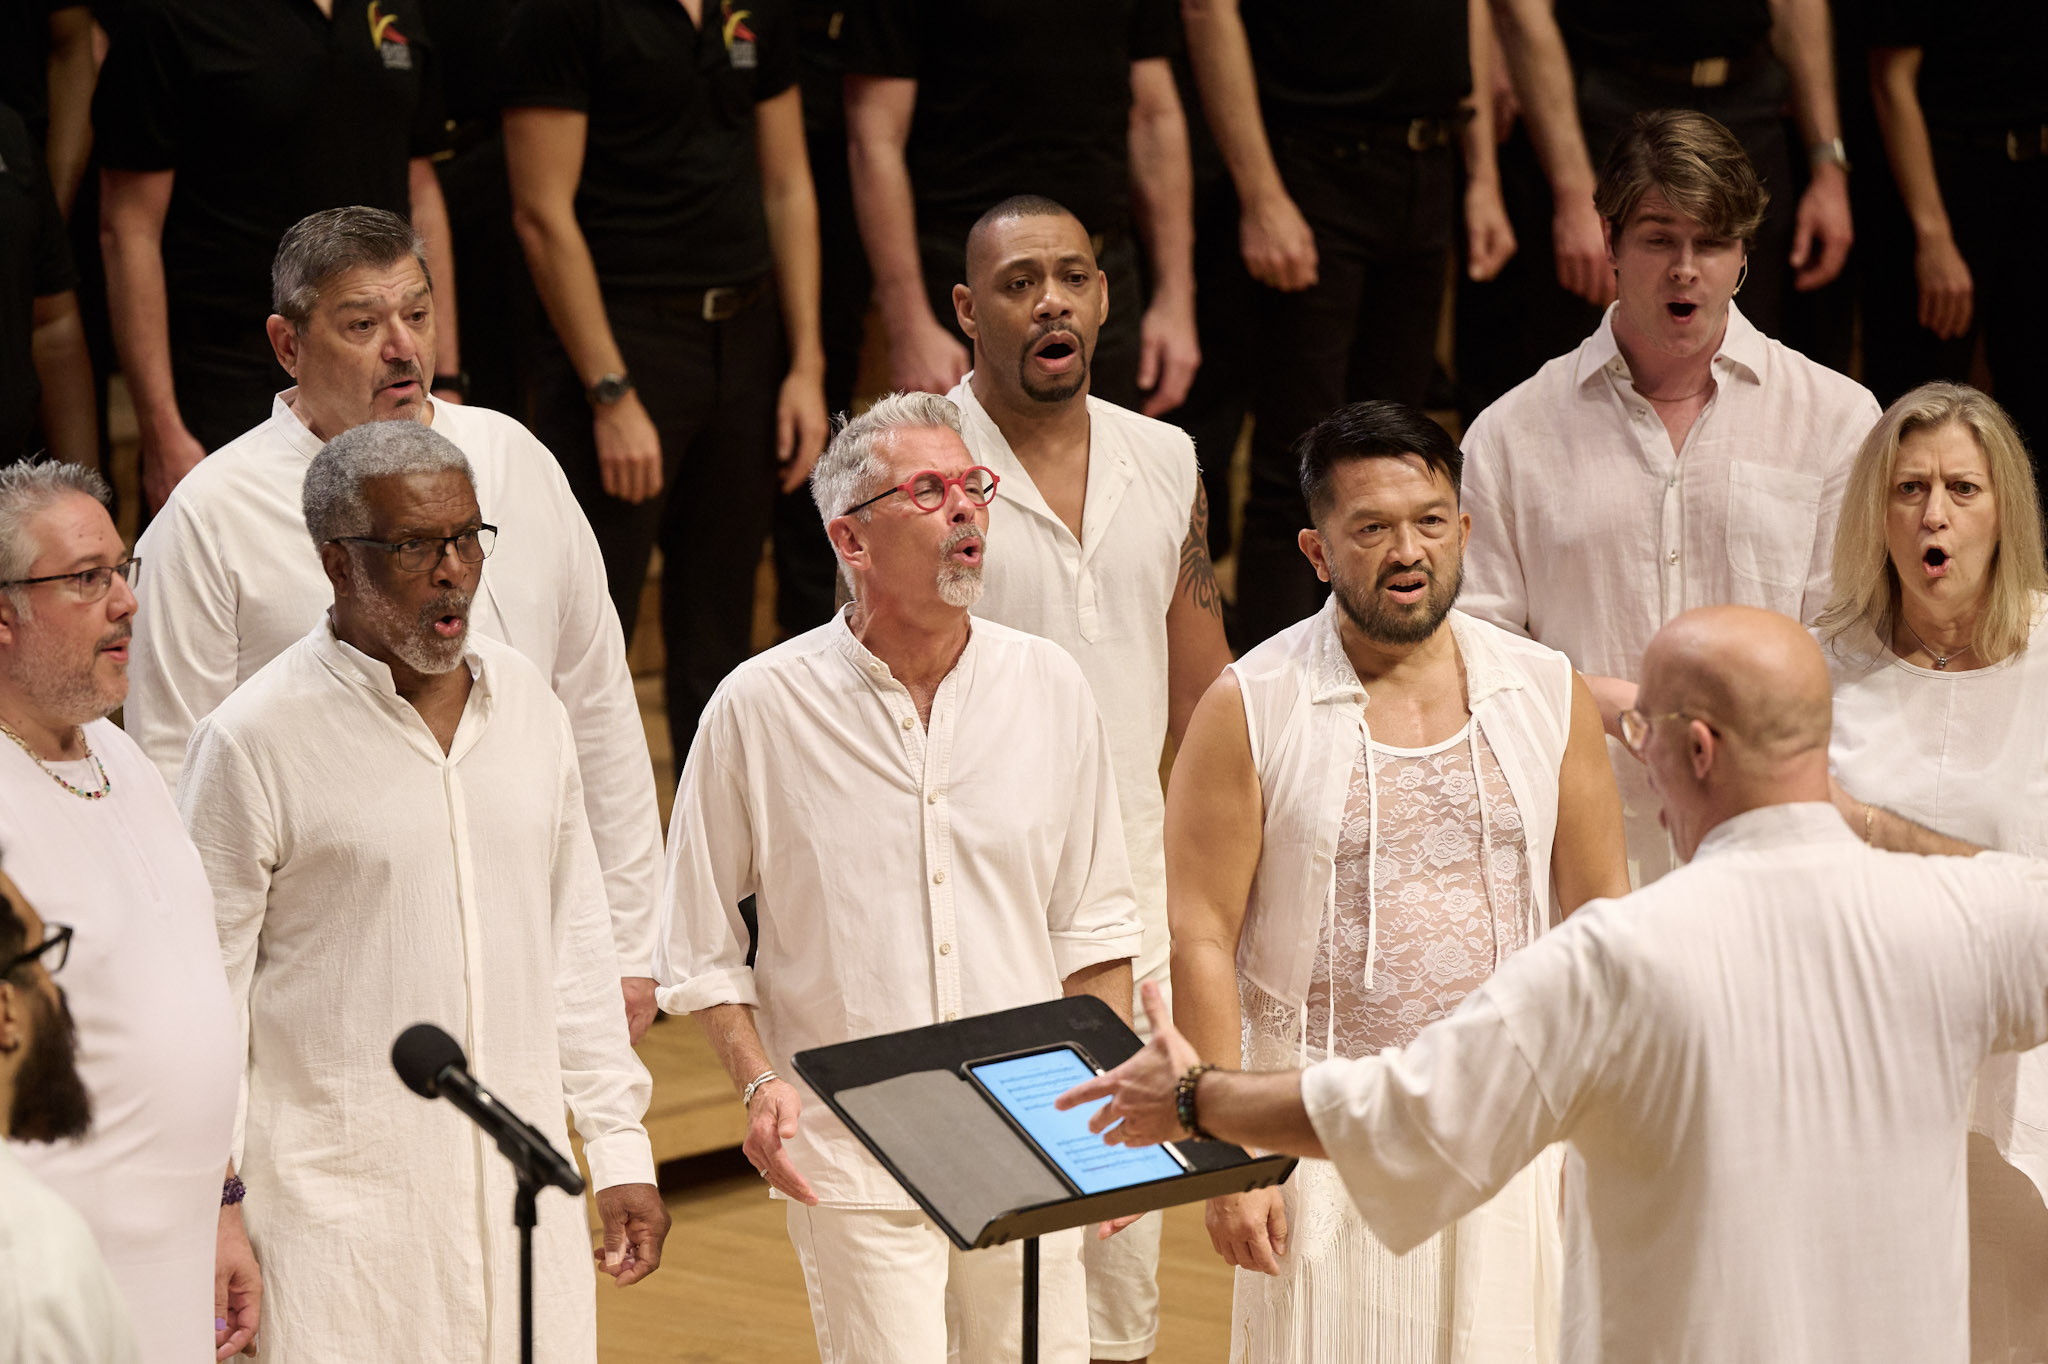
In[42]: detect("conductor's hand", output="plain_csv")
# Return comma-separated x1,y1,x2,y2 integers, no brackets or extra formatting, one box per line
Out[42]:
747,1079,820,1205
1205,1187,1289,1275
1054,980,1202,1147
594,1182,670,1286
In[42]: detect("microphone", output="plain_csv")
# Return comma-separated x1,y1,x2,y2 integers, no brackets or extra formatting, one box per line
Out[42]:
392,1023,586,1196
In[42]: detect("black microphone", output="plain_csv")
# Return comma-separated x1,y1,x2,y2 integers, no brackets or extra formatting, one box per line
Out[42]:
392,1023,586,1196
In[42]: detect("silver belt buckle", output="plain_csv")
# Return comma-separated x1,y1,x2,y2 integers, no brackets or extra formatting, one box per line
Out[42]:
702,285,740,322
1690,57,1730,88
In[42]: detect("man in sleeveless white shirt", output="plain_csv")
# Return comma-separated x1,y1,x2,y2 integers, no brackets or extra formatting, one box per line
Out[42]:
1166,403,1628,1361
1071,606,2048,1364
943,195,1233,1364
1460,109,1879,886
0,461,248,1362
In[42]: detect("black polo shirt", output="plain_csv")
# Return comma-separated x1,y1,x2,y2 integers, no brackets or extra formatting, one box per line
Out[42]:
499,0,797,292
839,0,1178,242
1868,0,2047,132
1241,0,1470,135
1560,0,1772,68
0,102,79,461
93,0,447,338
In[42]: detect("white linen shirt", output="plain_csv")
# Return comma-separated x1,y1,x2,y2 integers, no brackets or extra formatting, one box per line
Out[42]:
0,1144,140,1364
130,392,664,974
1461,303,1879,883
658,611,1142,1208
2,720,238,1364
180,621,655,1364
1302,803,2048,1364
950,376,1198,983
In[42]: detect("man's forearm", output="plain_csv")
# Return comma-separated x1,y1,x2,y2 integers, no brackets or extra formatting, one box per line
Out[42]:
1488,0,1596,200
760,147,826,374
1180,0,1288,207
845,93,933,336
1127,70,1195,299
410,158,460,374
1862,802,1983,858
513,204,626,388
101,213,185,442
44,7,97,218
692,1001,778,1094
1870,50,1952,242
1770,0,1842,150
31,295,98,465
1193,1067,1326,1158
1063,957,1135,1027
1169,936,1245,1066
1461,0,1502,183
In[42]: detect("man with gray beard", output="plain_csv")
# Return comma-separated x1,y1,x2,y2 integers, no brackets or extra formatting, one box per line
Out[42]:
1164,401,1627,1359
177,422,669,1363
659,391,1141,1363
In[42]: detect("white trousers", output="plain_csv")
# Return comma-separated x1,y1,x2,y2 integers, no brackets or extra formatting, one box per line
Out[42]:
1081,965,1171,1359
786,1203,1090,1364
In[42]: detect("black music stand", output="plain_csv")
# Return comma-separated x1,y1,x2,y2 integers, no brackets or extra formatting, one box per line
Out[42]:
795,996,1296,1362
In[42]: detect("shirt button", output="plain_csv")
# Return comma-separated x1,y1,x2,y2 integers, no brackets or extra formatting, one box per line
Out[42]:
926,790,939,805
869,662,883,674
900,716,914,731
939,942,952,955
933,870,947,885
944,1011,959,1022
1667,549,1680,564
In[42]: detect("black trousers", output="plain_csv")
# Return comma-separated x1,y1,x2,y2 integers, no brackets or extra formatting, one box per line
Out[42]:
1231,130,1455,648
1860,134,2048,475
170,317,285,455
1456,56,1795,425
918,223,1147,411
1159,165,1256,562
525,285,783,771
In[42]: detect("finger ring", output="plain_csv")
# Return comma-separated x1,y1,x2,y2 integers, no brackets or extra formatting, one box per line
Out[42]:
757,1167,767,1179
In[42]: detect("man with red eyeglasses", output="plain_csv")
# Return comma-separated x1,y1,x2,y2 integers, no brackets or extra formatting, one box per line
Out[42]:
658,390,1141,1364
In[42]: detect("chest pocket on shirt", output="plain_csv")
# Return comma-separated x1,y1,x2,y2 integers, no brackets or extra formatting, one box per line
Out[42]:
1726,460,1823,601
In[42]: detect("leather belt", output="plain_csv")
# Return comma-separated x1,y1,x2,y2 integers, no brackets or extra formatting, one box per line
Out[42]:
1602,44,1771,91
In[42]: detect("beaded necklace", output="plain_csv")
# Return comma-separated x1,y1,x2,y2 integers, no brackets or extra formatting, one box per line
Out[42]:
0,719,112,799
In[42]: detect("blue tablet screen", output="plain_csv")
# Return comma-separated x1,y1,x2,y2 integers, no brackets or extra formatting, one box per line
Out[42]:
968,1048,1186,1194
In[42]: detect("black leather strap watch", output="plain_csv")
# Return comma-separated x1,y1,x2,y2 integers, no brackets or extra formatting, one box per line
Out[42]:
587,372,635,406
430,370,470,401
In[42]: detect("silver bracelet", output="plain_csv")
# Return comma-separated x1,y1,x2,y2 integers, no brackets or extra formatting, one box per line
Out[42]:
742,1068,779,1108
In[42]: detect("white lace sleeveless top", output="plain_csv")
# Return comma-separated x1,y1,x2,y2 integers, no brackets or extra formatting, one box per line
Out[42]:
1244,721,1533,1067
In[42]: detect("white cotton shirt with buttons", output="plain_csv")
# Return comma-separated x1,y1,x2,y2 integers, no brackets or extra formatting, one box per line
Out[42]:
657,611,1142,1209
127,392,665,975
949,377,1197,984
1460,302,1880,883
1301,803,2048,1364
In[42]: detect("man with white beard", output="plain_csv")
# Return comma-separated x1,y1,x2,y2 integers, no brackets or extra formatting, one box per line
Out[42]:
179,422,668,1362
659,391,1142,1364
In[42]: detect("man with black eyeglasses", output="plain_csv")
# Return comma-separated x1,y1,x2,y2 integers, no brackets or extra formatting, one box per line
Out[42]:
0,458,251,1359
1,872,142,1362
178,421,668,1363
129,205,669,1045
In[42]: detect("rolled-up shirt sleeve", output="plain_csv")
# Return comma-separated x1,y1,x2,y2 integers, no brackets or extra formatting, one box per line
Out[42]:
655,697,762,1015
1044,698,1143,980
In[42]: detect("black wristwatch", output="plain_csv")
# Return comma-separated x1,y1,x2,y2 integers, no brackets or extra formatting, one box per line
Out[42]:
587,372,635,406
430,370,470,401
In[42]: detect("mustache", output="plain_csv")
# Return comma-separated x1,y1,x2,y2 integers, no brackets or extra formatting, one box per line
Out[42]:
940,524,983,553
418,590,471,624
379,360,423,389
98,624,131,650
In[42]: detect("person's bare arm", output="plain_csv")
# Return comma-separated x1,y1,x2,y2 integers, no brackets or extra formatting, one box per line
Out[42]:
1127,56,1199,415
101,166,208,509
30,291,97,466
845,73,968,394
1462,0,1517,281
1166,482,1232,745
1552,673,1630,913
692,1001,819,1204
43,5,97,218
505,105,664,503
1869,47,1972,341
1487,0,1612,305
408,156,462,398
1830,778,1985,858
1769,0,1852,291
1180,0,1317,291
1063,958,1136,1027
755,85,829,491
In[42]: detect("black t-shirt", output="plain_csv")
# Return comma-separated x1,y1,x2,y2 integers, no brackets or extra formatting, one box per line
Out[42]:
419,0,506,125
499,0,796,291
93,0,447,336
0,101,80,460
1560,0,1772,68
1868,0,2047,131
1243,0,1470,133
839,0,1177,240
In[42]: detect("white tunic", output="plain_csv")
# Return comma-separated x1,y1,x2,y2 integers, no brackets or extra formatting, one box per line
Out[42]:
0,1143,141,1364
2,721,238,1364
130,392,663,974
949,377,1198,984
180,621,656,1364
659,611,1142,1208
1461,303,1879,884
1302,803,2048,1363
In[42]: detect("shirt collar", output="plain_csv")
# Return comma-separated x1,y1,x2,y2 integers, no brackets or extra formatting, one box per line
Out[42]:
1571,300,1766,390
829,604,977,689
310,612,486,700
270,388,324,462
1690,800,1860,861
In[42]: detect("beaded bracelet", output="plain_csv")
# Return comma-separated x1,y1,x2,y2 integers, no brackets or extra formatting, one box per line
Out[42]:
1175,1063,1218,1142
222,1174,247,1207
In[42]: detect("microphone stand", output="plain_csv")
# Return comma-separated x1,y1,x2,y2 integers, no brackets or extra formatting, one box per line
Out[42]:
505,1142,560,1364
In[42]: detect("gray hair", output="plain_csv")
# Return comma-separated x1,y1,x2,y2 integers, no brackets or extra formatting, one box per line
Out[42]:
0,461,114,619
302,421,475,546
272,206,431,331
809,391,965,526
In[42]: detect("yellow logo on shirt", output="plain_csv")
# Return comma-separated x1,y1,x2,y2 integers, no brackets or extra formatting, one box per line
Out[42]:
368,2,413,69
721,1,758,69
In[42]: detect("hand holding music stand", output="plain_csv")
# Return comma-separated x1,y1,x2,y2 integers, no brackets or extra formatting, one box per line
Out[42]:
796,996,1296,1362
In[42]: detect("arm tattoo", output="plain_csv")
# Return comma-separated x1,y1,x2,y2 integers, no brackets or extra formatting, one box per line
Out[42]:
1177,480,1225,621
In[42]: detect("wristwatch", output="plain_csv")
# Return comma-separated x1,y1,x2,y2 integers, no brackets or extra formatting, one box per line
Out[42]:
430,370,470,401
587,372,635,406
1809,137,1851,174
